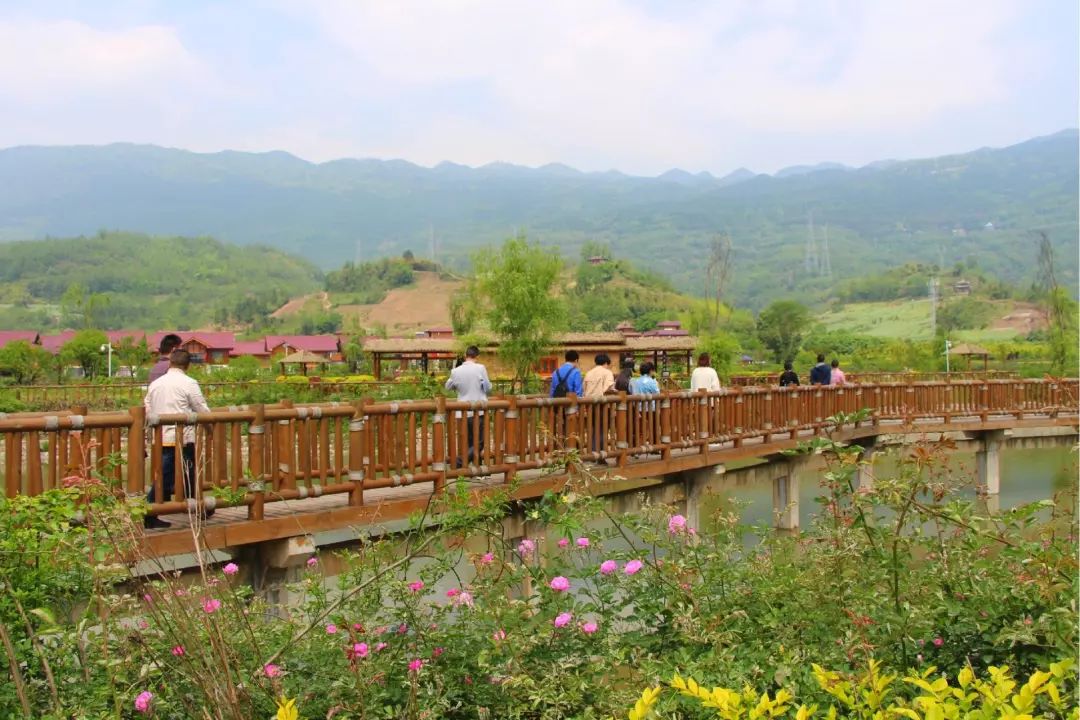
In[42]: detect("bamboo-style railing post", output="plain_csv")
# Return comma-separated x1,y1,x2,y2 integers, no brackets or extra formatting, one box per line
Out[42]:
979,383,989,422
248,404,266,521
433,396,448,492
565,392,580,454
348,400,367,505
696,388,709,455
4,434,20,498
659,393,672,460
69,404,88,476
127,405,145,495
733,388,745,447
504,395,519,483
278,398,296,490
615,391,629,468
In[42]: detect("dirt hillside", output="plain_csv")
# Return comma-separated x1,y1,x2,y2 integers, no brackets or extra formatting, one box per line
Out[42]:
336,272,462,334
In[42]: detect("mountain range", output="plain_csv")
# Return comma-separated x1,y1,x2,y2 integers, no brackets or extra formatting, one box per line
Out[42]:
0,130,1075,308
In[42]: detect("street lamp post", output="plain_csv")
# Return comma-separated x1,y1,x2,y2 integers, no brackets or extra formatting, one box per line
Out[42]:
100,343,113,378
944,339,952,375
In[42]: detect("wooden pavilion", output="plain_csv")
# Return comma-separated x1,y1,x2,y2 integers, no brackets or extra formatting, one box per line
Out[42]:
950,343,991,370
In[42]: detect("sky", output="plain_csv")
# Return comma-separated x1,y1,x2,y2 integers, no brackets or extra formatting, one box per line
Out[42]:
0,0,1076,176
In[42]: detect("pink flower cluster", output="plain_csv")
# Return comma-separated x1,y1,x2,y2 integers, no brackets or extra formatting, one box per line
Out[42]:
222,562,239,575
549,576,570,592
202,598,221,614
517,538,536,557
409,581,424,593
134,691,153,713
554,612,573,628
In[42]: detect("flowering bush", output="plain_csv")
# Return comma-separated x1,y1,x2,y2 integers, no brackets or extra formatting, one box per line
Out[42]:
0,422,1075,718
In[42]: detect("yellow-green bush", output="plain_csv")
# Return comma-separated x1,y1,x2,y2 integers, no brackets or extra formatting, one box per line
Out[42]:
632,659,1076,720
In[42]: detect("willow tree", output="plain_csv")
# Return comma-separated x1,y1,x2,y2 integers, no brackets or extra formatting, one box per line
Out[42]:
463,235,565,391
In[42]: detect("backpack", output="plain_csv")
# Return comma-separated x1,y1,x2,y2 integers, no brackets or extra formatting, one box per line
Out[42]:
551,367,571,398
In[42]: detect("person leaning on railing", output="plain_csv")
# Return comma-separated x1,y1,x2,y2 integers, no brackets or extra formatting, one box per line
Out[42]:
143,349,212,529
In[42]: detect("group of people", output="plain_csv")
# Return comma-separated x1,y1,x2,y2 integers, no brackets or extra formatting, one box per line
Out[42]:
780,354,847,387
141,336,852,529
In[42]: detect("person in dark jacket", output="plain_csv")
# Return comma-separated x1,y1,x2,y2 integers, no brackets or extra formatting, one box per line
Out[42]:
779,361,800,387
809,354,832,385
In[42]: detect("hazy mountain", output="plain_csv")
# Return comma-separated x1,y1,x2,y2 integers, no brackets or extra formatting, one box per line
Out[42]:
0,130,1075,308
774,161,850,177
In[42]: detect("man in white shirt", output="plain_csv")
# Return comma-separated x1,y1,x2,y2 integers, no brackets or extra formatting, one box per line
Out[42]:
144,350,211,528
444,345,491,466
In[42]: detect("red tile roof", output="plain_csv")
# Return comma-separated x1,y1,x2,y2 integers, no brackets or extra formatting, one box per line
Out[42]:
229,340,271,357
39,331,77,353
148,331,236,351
0,331,40,349
264,335,340,353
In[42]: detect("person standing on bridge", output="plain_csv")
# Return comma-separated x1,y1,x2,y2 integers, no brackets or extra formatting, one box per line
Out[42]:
809,354,832,385
779,361,800,387
690,353,721,392
829,358,847,386
549,350,583,398
148,333,182,384
143,349,211,529
583,353,617,457
445,345,491,467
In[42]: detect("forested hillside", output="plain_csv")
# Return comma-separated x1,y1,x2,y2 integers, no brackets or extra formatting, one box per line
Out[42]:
0,233,321,330
0,130,1075,308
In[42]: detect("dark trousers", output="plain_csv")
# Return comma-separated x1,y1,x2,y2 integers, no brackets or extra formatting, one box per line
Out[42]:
457,414,486,467
148,444,195,503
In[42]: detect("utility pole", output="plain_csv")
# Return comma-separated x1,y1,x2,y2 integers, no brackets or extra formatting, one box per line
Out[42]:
804,212,818,276
928,277,939,336
821,224,832,277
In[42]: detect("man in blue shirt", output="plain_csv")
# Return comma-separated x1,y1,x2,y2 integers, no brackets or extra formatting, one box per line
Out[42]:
809,353,832,385
549,350,583,398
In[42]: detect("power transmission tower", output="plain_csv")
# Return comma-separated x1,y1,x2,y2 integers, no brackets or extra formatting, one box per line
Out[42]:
821,224,832,277
804,212,819,275
928,277,939,336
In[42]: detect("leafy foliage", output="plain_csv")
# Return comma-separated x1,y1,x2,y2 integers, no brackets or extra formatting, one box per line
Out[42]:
0,232,321,330
757,300,812,363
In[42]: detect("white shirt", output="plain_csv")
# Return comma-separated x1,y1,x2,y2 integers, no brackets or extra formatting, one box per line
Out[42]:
144,368,210,445
690,366,721,392
445,359,491,417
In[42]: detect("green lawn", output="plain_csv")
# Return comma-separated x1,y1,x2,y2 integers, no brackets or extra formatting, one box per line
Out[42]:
819,299,1023,341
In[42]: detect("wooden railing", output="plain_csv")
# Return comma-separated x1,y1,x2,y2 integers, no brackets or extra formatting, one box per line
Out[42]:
1,379,1076,521
727,371,1020,386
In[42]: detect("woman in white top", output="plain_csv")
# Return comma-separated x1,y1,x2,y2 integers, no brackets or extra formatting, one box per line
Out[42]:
690,352,721,392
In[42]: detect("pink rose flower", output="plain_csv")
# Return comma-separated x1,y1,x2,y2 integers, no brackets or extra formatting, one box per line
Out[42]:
375,642,387,651
581,621,598,634
454,591,475,608
306,557,318,567
624,560,643,575
480,552,494,565
408,658,424,673
493,629,506,641
202,598,221,614
517,538,535,557
222,562,239,575
397,623,408,634
554,612,573,628
932,637,943,647
668,514,687,534
171,645,185,656
353,623,364,632
599,560,618,575
326,624,338,634
558,538,570,548
549,576,571,592
432,646,444,658
408,581,424,593
446,588,460,598
134,691,153,713
143,593,153,603
576,537,590,548
263,663,281,677
350,642,369,659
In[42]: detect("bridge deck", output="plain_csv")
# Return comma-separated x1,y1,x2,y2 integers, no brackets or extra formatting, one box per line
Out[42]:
143,412,1077,556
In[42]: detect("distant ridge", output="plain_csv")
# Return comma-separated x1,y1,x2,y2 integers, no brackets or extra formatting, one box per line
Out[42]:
0,129,1075,308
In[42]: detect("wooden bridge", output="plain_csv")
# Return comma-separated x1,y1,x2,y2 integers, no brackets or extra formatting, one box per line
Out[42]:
1,378,1076,558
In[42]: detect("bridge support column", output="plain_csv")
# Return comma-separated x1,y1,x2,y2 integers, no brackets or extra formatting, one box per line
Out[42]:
683,464,724,531
976,429,1005,496
772,456,806,530
855,441,877,492
246,535,316,612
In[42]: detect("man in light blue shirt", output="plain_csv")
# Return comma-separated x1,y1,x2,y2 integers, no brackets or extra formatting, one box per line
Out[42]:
549,350,583,398
445,345,491,466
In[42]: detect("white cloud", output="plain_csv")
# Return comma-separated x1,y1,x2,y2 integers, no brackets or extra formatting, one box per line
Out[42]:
295,0,1028,171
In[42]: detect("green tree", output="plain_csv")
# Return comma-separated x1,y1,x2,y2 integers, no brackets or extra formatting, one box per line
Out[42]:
756,300,811,363
695,331,741,382
0,340,53,384
115,336,153,376
60,330,109,379
59,282,111,329
464,235,565,390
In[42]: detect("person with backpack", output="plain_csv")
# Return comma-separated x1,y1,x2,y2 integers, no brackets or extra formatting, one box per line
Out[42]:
549,350,583,398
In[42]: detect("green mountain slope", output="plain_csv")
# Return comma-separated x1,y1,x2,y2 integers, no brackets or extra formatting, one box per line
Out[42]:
0,232,321,330
0,131,1075,308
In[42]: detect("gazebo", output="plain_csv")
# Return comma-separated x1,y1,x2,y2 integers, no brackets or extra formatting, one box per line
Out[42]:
950,342,990,370
278,350,330,376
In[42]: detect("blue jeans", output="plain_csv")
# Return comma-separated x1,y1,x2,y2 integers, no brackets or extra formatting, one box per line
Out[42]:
148,444,195,503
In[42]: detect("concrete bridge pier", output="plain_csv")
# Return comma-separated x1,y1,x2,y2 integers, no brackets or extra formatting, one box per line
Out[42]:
854,440,877,492
975,429,1005,496
242,535,316,612
680,454,806,531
